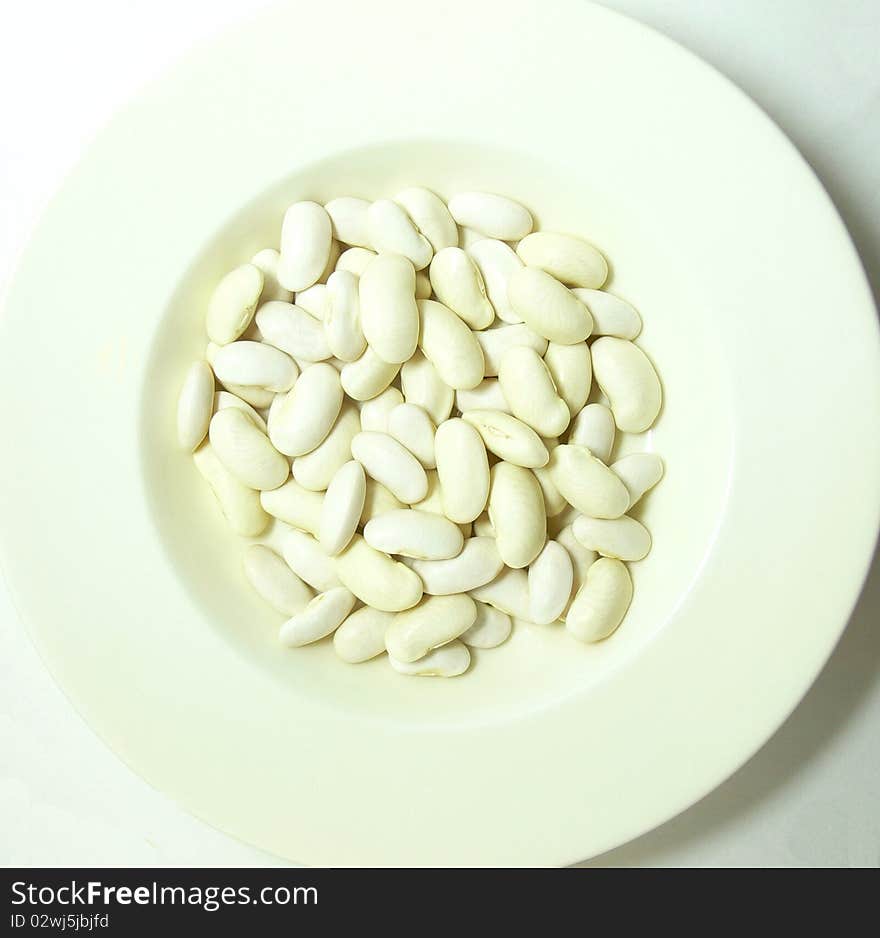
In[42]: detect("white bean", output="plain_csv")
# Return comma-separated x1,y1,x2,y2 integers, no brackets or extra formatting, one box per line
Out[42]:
251,248,293,303
548,444,630,519
387,403,437,469
415,270,432,300
333,606,393,663
335,535,423,611
255,300,332,362
434,418,490,523
243,544,313,616
528,540,573,625
279,586,356,647
498,345,570,437
359,253,419,363
267,362,343,457
359,387,403,432
206,263,264,345
324,197,373,248
544,341,591,415
278,201,333,292
389,641,470,677
291,402,360,492
611,453,664,508
400,351,454,424
385,594,477,662
417,299,485,390
325,270,367,362
571,289,642,339
394,187,458,253
214,390,267,433
320,460,366,555
367,199,433,269
516,231,608,288
591,337,662,433
177,361,214,450
341,348,400,401
455,378,510,415
294,283,331,321
351,431,428,504
573,514,651,562
461,409,548,468
193,443,269,537
407,536,503,595
281,528,342,592
360,479,404,525
364,508,463,560
532,465,567,517
568,403,615,463
474,322,548,376
466,238,523,323
335,246,377,277
428,247,494,329
460,601,512,648
212,340,298,393
447,192,533,240
488,462,546,568
470,567,530,620
508,267,593,344
260,478,323,535
566,558,632,643
208,408,288,491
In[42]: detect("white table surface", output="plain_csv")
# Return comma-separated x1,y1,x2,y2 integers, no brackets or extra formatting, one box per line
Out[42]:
1,0,878,868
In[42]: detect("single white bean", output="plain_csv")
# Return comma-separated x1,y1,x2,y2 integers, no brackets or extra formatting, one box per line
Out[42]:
360,478,405,525
324,197,373,249
488,462,546,569
474,322,548,376
213,390,267,433
460,601,512,648
407,536,503,595
470,567,530,620
387,403,437,469
177,361,215,450
544,341,591,415
573,514,651,562
291,402,360,492
208,407,289,491
455,378,511,415
499,345,570,437
251,248,293,303
192,443,269,537
243,544,313,616
417,299,485,390
278,201,333,293
461,409,548,468
555,524,597,619
528,540,574,625
260,478,323,535
341,348,400,401
364,508,463,560
566,558,632,643
212,340,298,393
359,253,419,363
428,247,494,329
255,300,331,362
516,231,608,288
466,238,524,323
394,187,458,253
334,535,423,611
400,351,454,424
351,431,428,504
447,192,533,240
281,528,342,592
548,444,630,519
385,594,477,662
294,283,331,321
268,362,343,457
367,199,433,269
389,641,470,677
320,460,366,556
206,263,264,345
359,387,404,432
591,337,662,433
611,453,664,508
568,403,615,463
325,270,367,362
335,246,377,277
333,606,394,663
571,289,642,339
508,267,593,344
279,586,356,647
434,418,490,523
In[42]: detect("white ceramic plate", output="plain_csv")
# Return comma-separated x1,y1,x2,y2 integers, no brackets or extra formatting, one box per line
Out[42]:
1,0,878,867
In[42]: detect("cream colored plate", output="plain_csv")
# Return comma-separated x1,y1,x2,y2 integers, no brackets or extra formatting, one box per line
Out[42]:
1,0,878,866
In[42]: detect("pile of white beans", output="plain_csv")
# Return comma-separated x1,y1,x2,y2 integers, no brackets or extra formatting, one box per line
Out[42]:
177,189,662,677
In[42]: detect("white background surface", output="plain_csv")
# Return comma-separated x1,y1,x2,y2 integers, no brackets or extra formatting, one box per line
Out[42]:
1,0,878,867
